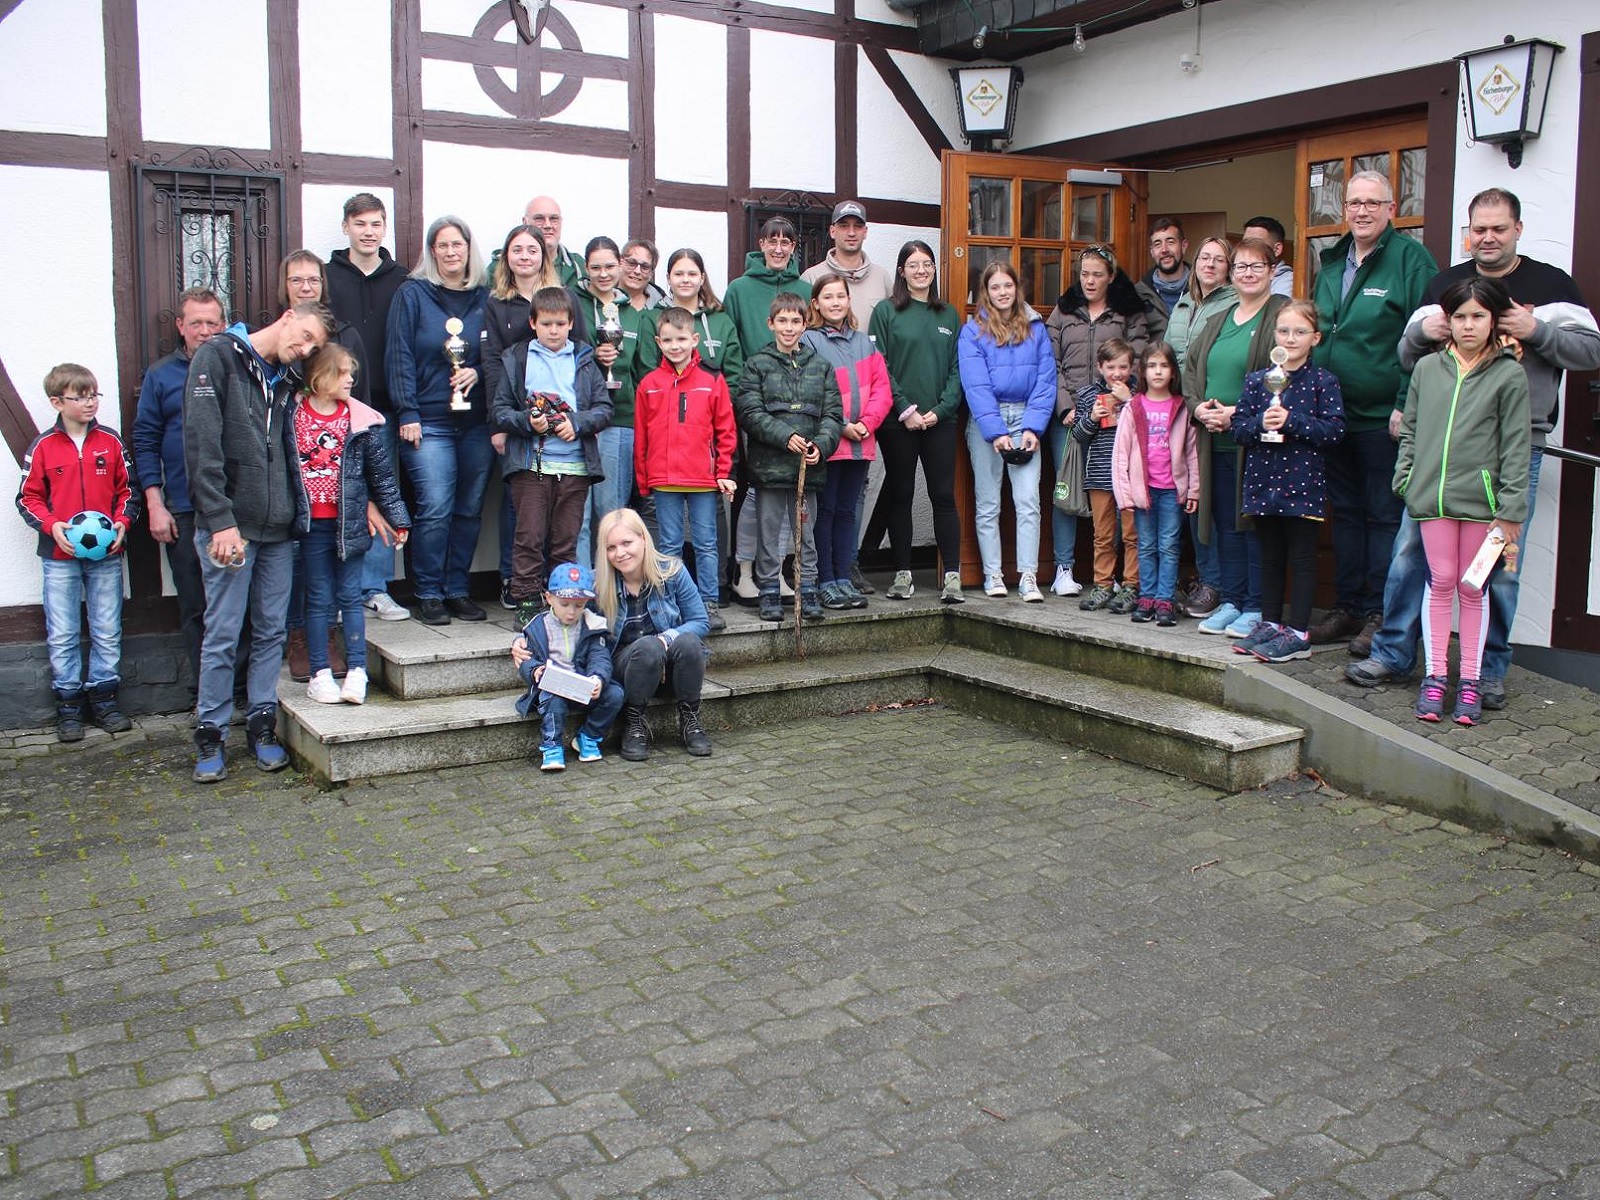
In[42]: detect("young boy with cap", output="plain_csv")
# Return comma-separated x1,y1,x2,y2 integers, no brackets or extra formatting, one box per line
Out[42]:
514,561,625,772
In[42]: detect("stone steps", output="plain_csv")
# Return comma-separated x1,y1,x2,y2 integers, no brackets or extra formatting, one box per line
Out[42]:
280,596,1304,788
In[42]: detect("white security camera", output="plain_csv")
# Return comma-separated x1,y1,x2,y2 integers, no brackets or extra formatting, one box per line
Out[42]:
1179,52,1201,72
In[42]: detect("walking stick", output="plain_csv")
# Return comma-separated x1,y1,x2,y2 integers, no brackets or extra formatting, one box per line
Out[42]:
793,451,809,658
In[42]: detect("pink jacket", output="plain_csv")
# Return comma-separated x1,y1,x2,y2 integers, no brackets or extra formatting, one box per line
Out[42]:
1111,393,1199,511
802,326,894,463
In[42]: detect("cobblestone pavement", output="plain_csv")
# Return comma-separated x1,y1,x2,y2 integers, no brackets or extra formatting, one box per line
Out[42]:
1275,650,1600,814
3,707,1600,1199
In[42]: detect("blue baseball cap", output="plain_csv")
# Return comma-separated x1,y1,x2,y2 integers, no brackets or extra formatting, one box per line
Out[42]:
546,562,596,599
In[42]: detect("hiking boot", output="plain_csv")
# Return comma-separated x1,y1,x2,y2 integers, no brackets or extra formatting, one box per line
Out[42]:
1253,630,1312,663
842,581,869,609
1414,675,1449,722
849,564,874,595
1179,581,1221,619
1348,612,1383,658
758,589,784,622
1051,565,1083,597
820,581,852,610
245,706,289,772
286,628,311,681
1346,657,1400,687
941,572,965,604
887,570,916,600
1154,600,1177,627
678,702,712,756
1107,585,1138,615
1480,677,1507,710
1308,607,1363,645
1079,584,1114,611
193,722,227,783
54,687,86,743
572,730,603,762
1130,597,1157,623
539,744,566,771
704,603,727,633
799,587,825,620
85,681,132,733
1018,571,1044,603
1452,678,1483,726
620,705,651,761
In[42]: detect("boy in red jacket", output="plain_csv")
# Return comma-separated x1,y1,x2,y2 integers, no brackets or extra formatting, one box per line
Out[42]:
633,307,737,632
14,364,139,741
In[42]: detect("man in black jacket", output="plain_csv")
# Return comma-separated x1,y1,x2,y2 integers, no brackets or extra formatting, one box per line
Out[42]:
184,302,334,782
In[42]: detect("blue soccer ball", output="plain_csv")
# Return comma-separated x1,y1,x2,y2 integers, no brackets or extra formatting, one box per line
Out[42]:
64,510,116,560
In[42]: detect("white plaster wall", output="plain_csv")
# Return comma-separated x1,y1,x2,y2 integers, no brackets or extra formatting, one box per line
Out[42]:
888,49,966,155
856,48,941,205
542,75,629,133
749,30,833,192
763,0,834,13
0,0,105,137
418,0,479,38
654,210,731,298
299,0,392,158
654,16,727,187
0,166,118,608
300,184,397,265
139,0,270,149
556,1,628,52
857,222,940,279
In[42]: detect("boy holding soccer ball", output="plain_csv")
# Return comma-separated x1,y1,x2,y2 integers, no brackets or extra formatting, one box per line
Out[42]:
14,364,139,741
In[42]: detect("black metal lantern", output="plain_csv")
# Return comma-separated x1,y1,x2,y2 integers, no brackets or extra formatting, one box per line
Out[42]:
949,64,1024,153
1456,36,1564,169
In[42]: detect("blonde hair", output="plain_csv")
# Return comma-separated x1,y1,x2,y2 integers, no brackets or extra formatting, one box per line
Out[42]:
592,507,683,625
304,343,357,398
974,261,1032,347
1278,298,1320,332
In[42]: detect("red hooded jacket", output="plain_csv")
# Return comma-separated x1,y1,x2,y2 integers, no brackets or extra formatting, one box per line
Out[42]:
633,352,737,494
16,418,138,560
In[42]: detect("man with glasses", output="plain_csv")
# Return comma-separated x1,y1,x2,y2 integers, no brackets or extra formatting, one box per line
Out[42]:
1347,187,1600,706
522,195,586,288
1309,170,1437,652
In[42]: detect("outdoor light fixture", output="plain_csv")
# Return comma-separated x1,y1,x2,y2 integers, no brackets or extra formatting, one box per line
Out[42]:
1456,35,1563,169
949,63,1024,152
1073,24,1086,53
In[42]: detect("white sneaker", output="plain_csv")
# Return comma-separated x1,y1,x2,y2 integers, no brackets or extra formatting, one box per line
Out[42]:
340,667,368,705
1019,571,1044,602
307,669,341,704
1051,565,1083,597
985,573,1008,598
731,561,759,603
365,592,410,621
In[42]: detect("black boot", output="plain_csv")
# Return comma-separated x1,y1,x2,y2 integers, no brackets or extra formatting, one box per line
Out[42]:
800,587,825,620
85,681,133,733
54,688,86,743
677,702,712,757
758,589,784,622
620,705,651,762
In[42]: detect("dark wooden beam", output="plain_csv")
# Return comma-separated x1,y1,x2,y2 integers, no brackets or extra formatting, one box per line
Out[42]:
0,354,35,469
302,152,402,188
394,0,424,264
420,113,632,157
0,130,107,170
834,38,857,203
629,7,655,242
726,25,752,273
422,30,629,80
267,0,303,244
862,43,952,159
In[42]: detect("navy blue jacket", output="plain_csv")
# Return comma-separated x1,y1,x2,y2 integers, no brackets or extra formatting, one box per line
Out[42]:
384,278,488,427
1233,363,1345,518
288,397,410,558
132,350,192,512
515,609,615,718
490,339,612,479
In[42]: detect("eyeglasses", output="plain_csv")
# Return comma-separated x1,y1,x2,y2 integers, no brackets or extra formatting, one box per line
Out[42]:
622,258,654,272
1274,326,1315,339
53,392,104,401
1082,244,1115,262
1344,198,1389,211
286,275,320,288
1231,261,1269,275
433,240,467,253
761,237,796,248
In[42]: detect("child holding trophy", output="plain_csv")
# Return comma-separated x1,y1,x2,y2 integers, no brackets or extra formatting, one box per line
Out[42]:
1230,300,1345,663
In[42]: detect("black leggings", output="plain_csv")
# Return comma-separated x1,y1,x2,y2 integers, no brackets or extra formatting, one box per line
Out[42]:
1254,515,1320,631
876,416,961,573
613,632,706,707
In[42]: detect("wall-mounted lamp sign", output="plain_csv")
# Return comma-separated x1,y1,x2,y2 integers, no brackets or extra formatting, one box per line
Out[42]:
1455,36,1563,169
949,64,1024,153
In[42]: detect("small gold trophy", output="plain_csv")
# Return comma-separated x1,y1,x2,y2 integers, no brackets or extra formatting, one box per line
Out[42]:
1260,346,1289,444
444,317,470,411
598,302,624,390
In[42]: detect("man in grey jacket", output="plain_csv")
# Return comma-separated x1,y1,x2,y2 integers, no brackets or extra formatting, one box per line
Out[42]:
184,302,334,781
1346,188,1600,706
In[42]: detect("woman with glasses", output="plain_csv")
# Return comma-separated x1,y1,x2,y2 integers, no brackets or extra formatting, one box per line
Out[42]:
1182,237,1291,640
619,240,666,311
384,215,492,626
1044,245,1149,601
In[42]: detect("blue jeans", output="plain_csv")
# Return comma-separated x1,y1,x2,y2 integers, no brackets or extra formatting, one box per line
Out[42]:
1188,511,1220,588
1370,448,1542,680
816,459,869,585
195,532,294,728
578,425,635,568
537,682,625,748
966,404,1041,577
301,520,366,673
655,489,722,604
400,423,496,600
1133,489,1182,603
1048,420,1080,570
41,556,124,692
1327,425,1403,615
361,417,402,597
1210,449,1260,611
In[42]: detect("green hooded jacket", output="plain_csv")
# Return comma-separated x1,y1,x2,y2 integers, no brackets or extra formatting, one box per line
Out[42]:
722,251,813,355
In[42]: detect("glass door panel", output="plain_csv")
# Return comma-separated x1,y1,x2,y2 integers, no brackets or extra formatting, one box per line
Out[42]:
968,177,1012,237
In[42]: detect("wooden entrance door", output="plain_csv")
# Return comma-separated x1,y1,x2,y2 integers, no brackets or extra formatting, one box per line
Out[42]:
1295,120,1428,292
940,150,1137,584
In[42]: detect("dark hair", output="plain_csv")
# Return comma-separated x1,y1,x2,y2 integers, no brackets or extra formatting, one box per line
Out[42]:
1149,216,1184,240
758,217,797,242
1242,215,1286,244
806,271,857,331
492,224,557,300
44,363,97,398
1439,274,1515,322
890,240,945,312
665,248,722,311
1141,340,1181,392
177,286,224,316
1468,187,1521,221
288,302,337,337
655,306,696,334
769,291,807,320
1097,337,1134,366
532,285,576,320
584,236,621,264
342,192,386,221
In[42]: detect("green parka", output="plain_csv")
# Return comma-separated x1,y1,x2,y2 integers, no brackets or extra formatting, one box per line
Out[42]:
734,341,843,488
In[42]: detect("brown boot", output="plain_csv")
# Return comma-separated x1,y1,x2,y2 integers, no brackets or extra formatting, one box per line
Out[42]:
328,629,347,676
286,628,311,682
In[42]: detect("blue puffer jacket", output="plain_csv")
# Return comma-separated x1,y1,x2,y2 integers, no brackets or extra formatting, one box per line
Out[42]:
958,317,1056,443
515,609,615,718
603,558,710,646
288,397,410,558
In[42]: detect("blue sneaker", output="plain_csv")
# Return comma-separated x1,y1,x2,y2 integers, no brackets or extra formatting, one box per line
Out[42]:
540,744,566,771
1197,602,1242,635
572,731,603,763
1252,630,1312,663
1226,610,1264,638
193,723,227,783
1233,620,1280,654
245,707,289,772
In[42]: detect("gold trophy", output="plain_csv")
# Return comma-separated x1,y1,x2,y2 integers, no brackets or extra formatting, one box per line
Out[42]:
444,317,470,412
598,302,624,390
1260,346,1289,444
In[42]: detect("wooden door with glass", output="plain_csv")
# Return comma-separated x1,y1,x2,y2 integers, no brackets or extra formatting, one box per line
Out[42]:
940,151,1137,585
1295,119,1428,293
